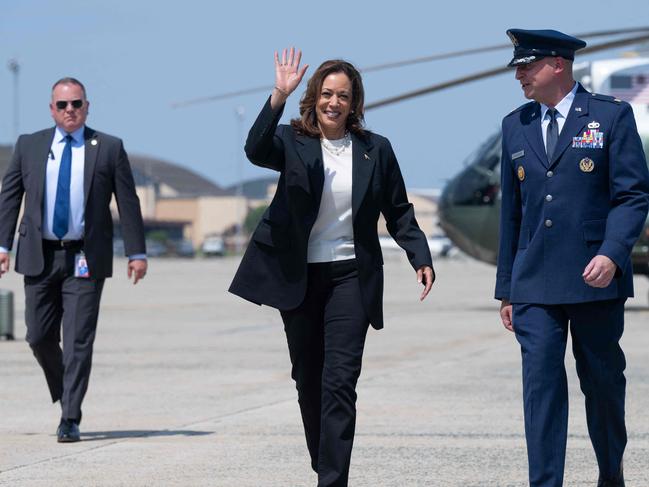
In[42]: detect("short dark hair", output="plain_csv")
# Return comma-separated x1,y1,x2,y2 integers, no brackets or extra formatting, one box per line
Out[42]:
290,60,365,138
51,77,87,98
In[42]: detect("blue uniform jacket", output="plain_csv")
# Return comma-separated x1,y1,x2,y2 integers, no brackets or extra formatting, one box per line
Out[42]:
495,84,649,304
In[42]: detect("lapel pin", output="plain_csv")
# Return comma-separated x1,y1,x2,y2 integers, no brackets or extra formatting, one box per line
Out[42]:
575,107,582,112
90,139,98,146
587,121,600,129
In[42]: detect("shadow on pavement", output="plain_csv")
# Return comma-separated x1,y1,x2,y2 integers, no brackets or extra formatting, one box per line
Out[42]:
81,430,213,441
625,305,649,312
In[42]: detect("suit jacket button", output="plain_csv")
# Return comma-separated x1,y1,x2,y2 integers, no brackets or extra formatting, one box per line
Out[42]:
545,219,553,228
546,170,554,177
545,194,553,202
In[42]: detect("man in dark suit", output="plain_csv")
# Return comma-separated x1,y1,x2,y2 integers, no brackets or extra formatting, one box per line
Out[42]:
496,30,649,486
0,77,147,442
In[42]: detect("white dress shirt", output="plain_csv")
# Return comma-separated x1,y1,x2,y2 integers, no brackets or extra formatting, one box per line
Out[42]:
43,125,86,240
540,82,578,146
0,125,146,260
307,136,356,263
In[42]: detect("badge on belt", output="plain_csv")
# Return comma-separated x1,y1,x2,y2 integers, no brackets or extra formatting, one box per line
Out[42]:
572,121,604,149
74,252,90,278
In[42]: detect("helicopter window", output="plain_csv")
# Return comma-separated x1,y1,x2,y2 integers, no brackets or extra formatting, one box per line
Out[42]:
450,132,502,206
610,75,632,89
460,133,502,169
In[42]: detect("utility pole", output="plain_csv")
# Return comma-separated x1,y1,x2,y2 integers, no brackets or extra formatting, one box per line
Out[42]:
235,105,246,253
7,59,20,142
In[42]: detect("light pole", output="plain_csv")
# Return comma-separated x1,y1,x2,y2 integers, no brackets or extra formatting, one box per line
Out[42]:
7,59,20,142
235,105,246,253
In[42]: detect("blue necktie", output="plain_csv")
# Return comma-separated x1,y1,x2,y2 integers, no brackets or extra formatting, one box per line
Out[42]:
52,135,73,239
546,109,558,158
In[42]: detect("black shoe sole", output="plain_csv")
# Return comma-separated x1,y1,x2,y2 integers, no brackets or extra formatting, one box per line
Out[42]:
57,436,80,443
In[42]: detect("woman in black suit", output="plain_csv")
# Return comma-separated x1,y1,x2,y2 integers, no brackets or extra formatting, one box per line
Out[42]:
230,47,434,487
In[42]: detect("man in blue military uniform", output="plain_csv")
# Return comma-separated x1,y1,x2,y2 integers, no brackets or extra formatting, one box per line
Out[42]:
496,29,649,486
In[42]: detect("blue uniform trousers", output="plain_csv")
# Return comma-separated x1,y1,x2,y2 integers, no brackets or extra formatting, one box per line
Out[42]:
513,299,626,487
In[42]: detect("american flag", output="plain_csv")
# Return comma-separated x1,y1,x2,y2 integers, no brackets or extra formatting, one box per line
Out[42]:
610,73,649,104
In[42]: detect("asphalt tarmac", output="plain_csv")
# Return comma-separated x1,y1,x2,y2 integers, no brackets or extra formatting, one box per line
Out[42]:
1,255,648,486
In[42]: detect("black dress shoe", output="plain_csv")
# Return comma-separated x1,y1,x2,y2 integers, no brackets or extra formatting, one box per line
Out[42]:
597,478,624,487
597,467,624,487
56,419,80,443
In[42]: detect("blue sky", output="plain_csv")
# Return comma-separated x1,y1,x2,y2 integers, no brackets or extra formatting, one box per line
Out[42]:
2,1,647,189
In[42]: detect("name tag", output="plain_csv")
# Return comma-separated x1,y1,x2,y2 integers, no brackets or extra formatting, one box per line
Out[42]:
511,150,525,160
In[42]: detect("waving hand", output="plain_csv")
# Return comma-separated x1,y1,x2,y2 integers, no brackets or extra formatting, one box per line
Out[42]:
271,47,308,109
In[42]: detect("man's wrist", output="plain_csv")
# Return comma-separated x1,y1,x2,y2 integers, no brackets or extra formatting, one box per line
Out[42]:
128,254,147,261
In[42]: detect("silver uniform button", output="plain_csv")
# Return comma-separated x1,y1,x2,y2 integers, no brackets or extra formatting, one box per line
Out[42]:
545,219,553,228
545,194,553,202
546,170,554,177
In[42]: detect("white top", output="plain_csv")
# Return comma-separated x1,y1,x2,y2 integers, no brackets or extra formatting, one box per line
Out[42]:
540,82,578,146
43,125,86,240
307,134,356,263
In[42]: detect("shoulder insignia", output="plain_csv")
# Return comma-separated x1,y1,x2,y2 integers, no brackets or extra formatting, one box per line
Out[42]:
590,92,622,104
505,101,535,118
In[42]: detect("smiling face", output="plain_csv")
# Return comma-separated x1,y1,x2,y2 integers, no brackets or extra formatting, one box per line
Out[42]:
315,72,352,139
50,82,89,133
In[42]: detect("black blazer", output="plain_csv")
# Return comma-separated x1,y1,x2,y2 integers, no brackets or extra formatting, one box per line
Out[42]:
0,126,146,279
229,99,432,329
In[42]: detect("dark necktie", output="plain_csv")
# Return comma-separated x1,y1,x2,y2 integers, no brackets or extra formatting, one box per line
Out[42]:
546,108,558,158
52,135,73,239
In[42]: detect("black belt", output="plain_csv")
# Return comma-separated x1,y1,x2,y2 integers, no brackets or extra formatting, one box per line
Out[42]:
42,239,84,250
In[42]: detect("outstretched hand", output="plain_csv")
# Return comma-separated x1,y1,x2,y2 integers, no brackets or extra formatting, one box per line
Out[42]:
271,47,308,109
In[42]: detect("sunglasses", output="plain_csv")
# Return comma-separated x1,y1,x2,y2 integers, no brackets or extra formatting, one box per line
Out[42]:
55,99,84,110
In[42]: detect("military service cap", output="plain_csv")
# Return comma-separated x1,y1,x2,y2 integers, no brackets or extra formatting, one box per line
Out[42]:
506,29,587,67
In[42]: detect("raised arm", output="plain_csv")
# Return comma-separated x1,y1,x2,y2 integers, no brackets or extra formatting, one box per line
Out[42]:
245,47,309,171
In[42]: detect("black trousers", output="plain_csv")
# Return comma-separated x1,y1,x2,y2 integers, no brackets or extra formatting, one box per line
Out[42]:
281,259,370,487
24,245,105,421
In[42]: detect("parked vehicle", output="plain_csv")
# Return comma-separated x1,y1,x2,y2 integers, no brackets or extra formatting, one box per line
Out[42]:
169,239,195,258
202,235,225,257
145,239,168,257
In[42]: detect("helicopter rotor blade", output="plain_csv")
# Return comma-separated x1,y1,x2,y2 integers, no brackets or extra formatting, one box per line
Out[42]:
365,31,649,110
361,26,649,73
170,85,273,109
171,26,649,109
